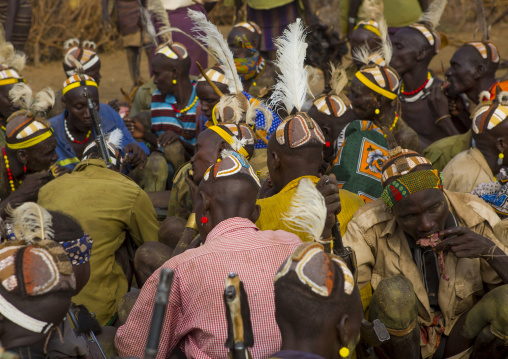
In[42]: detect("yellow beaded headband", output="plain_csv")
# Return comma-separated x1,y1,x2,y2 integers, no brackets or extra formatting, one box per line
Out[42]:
0,69,26,87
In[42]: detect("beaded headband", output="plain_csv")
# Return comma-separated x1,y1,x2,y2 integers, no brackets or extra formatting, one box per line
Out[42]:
198,68,230,86
274,242,354,296
209,125,251,159
275,113,326,149
203,150,261,187
63,39,100,76
62,74,98,96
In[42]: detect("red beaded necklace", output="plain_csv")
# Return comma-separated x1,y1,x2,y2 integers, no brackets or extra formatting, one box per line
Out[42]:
401,72,431,96
3,147,21,192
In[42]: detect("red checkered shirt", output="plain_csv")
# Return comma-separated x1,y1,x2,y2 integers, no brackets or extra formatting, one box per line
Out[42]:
115,217,302,359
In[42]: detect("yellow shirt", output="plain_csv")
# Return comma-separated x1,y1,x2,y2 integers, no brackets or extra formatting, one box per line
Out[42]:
38,159,160,325
256,175,364,240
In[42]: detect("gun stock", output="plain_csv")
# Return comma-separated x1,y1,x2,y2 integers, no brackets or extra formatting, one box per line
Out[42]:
144,268,175,359
224,273,253,359
68,307,107,359
82,87,111,168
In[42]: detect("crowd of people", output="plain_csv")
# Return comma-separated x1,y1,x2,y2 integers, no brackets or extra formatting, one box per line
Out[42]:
0,0,507,358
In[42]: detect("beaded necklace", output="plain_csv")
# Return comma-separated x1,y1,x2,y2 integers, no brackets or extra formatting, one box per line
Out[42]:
400,72,431,96
65,120,91,144
171,94,198,117
3,147,21,192
383,112,399,138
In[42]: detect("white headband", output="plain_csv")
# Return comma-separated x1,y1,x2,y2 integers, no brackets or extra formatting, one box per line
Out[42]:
0,293,53,333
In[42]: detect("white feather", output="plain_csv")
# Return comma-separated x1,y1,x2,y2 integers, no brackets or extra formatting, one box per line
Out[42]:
498,91,508,106
8,202,54,243
352,45,372,66
231,136,248,152
329,63,347,96
82,40,97,50
188,9,243,94
282,178,327,242
9,83,32,112
244,101,273,131
63,38,80,50
107,128,123,149
269,19,308,114
378,16,392,65
32,88,55,116
420,0,448,30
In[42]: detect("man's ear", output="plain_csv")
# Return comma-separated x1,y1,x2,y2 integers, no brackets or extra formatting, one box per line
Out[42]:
336,314,351,349
61,95,67,110
474,63,486,79
496,137,506,154
249,204,261,223
416,47,427,61
17,149,27,166
217,140,229,158
272,150,281,170
200,190,211,218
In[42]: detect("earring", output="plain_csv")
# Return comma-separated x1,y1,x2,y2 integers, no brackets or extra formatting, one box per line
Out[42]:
200,216,208,224
375,108,380,115
325,141,331,148
23,165,26,173
498,152,504,166
172,79,177,84
339,347,350,358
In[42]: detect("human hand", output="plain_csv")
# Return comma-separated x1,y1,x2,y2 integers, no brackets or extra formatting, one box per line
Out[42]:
158,131,180,147
316,174,341,239
124,117,145,139
433,227,496,259
53,165,72,177
124,143,147,168
428,82,449,119
15,172,53,202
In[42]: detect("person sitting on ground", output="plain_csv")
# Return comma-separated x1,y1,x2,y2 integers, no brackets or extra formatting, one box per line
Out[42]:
390,0,459,149
228,21,278,99
0,83,60,217
442,95,508,193
349,20,421,153
37,130,160,326
0,238,76,359
424,40,504,170
49,39,102,118
343,147,508,359
0,37,27,145
271,242,363,359
2,203,93,358
115,150,305,358
257,19,364,241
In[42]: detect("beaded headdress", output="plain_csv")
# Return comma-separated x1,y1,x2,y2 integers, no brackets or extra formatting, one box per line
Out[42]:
313,64,352,118
197,66,230,86
62,39,100,77
407,0,447,54
466,41,500,64
203,150,261,187
82,128,123,166
62,74,98,96
0,37,26,87
471,91,508,134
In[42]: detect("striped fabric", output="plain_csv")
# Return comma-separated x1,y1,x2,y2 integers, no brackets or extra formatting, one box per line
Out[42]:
0,0,32,52
150,85,198,144
16,121,48,140
115,217,302,359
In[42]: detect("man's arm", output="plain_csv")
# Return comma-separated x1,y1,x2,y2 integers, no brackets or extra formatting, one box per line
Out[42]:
115,265,181,358
128,190,160,247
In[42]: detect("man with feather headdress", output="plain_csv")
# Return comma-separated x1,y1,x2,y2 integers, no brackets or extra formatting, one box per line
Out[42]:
38,130,160,326
0,83,60,218
390,0,460,149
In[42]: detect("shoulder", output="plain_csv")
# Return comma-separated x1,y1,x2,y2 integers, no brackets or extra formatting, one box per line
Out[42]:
442,149,470,170
49,112,64,127
445,190,500,230
348,198,393,232
339,189,365,208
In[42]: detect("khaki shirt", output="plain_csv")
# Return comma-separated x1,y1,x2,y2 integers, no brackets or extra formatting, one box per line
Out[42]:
423,131,472,172
343,190,506,355
442,147,494,193
38,159,160,325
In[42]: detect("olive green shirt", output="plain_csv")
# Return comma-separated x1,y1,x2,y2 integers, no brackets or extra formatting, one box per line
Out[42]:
38,159,160,325
223,0,295,10
130,78,157,118
423,131,472,172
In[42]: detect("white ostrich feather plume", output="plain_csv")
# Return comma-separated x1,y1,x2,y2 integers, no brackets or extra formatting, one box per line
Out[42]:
329,63,348,95
9,83,55,118
231,136,248,152
269,19,308,114
107,128,124,149
282,178,327,242
63,38,80,50
420,0,448,30
7,202,54,243
188,9,243,94
244,102,273,131
352,45,372,66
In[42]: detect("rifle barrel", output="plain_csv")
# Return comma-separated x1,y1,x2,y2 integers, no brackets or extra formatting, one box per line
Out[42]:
144,268,175,359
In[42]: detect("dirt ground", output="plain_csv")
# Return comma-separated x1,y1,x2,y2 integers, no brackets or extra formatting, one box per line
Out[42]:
22,24,508,104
